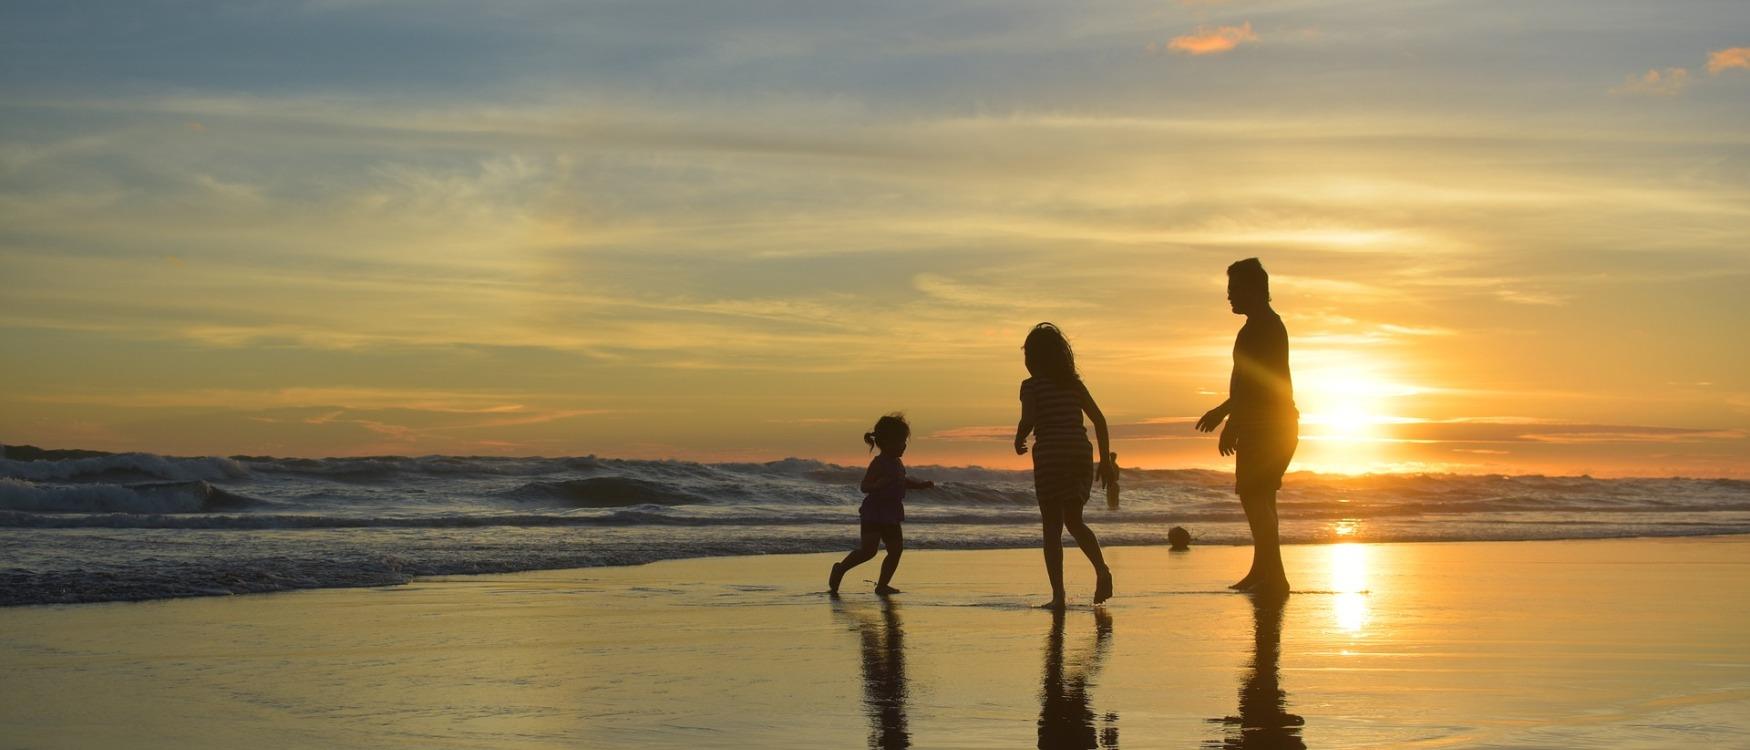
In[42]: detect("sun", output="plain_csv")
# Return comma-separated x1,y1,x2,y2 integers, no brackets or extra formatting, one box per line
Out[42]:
1292,358,1421,473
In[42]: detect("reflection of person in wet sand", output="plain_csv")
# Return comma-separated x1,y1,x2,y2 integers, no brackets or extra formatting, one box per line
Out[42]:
1208,594,1305,750
835,599,911,750
1196,259,1299,595
1038,608,1119,749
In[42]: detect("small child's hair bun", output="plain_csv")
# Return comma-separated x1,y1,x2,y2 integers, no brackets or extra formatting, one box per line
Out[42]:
864,413,911,452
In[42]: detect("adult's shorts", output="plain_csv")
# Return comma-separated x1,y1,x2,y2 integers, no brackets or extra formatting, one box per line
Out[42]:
1235,427,1298,495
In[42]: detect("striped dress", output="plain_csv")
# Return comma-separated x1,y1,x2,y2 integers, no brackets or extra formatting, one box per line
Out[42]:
1021,376,1094,506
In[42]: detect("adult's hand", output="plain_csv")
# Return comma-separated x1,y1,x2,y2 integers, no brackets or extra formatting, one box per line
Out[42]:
1218,425,1239,456
1195,406,1227,433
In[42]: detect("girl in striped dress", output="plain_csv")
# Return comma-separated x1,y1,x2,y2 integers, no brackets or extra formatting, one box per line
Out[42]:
1014,323,1115,608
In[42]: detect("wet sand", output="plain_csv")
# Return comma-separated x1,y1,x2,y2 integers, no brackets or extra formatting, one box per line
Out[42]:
3,536,1747,748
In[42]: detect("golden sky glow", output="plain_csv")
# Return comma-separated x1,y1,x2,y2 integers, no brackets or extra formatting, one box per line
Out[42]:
2,2,1747,476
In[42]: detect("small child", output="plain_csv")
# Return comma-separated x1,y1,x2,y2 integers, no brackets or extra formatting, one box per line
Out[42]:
829,413,933,596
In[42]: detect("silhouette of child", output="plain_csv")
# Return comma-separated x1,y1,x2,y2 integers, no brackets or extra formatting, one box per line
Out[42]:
830,413,933,596
1015,323,1116,609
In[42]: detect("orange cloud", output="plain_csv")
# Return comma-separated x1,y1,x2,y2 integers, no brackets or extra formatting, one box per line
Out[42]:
1708,47,1750,74
1611,67,1690,96
1165,22,1257,56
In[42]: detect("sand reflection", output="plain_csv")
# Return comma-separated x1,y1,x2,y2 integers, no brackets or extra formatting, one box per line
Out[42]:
1208,595,1305,749
1330,543,1371,634
1038,608,1119,749
835,599,911,750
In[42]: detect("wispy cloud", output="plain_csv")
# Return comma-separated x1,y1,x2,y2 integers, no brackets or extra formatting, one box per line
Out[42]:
1611,67,1690,96
1161,22,1257,56
1707,47,1750,74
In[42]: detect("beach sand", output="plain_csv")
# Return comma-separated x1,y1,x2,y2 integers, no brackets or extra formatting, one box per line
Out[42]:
3,536,1747,749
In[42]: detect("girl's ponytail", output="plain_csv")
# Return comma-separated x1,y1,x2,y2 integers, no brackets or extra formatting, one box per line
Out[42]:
863,413,910,452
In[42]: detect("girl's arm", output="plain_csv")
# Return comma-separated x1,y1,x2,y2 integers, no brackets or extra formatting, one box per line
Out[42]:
1015,383,1036,455
1077,382,1115,486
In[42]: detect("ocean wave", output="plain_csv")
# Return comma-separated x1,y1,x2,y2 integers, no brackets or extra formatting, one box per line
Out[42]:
0,479,262,514
500,476,712,507
0,453,249,482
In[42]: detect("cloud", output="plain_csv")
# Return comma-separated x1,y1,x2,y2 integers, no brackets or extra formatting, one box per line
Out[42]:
1162,22,1257,56
1611,67,1690,96
1708,47,1750,74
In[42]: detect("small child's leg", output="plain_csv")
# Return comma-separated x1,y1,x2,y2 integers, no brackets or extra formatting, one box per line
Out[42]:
831,525,881,593
874,524,903,594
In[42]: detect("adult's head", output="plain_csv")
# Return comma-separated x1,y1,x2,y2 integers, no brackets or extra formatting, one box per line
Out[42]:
1023,323,1080,382
1227,258,1271,315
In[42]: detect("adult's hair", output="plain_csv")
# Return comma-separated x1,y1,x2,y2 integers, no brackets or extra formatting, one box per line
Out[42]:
1023,322,1080,382
864,412,911,452
1227,257,1271,301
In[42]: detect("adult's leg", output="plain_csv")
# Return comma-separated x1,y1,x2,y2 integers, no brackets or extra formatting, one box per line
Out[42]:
1241,488,1288,594
876,525,904,593
1231,494,1265,590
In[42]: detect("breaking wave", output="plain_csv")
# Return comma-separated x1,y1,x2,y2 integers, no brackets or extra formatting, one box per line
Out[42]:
2,449,1746,605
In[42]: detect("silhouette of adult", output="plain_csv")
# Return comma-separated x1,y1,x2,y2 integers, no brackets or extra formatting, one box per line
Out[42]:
1207,594,1305,749
1196,258,1299,595
1038,608,1119,749
835,599,911,749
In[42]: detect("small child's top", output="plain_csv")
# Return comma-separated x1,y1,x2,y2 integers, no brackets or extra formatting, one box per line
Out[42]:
859,453,907,525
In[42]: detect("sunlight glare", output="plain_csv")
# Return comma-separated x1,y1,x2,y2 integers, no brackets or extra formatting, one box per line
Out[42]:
1330,543,1370,635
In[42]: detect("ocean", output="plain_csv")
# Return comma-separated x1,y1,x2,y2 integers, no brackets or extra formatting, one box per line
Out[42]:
3,451,1747,605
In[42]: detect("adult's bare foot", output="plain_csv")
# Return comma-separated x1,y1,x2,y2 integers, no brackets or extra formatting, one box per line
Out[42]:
1248,577,1290,598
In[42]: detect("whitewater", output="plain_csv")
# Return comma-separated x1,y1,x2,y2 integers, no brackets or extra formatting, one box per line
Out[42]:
2,451,1747,605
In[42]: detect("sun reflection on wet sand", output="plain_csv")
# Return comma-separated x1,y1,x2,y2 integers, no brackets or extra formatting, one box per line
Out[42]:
1329,543,1371,635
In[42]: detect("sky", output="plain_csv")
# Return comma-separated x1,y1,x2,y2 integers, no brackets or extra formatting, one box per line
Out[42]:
2,0,1747,476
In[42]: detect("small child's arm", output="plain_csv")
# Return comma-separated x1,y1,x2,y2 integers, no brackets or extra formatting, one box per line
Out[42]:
905,477,934,490
861,463,901,493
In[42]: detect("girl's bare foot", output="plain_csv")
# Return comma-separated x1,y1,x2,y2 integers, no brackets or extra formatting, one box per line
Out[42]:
828,563,846,594
1040,594,1067,610
1093,569,1114,604
1228,572,1258,591
874,584,902,596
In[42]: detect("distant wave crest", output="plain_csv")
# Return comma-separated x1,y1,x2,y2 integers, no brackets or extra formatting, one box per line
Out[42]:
0,478,262,514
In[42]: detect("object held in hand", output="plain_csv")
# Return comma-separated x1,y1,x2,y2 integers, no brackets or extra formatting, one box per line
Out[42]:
1106,452,1120,510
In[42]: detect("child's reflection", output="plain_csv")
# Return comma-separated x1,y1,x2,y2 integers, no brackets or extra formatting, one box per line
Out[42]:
835,598,910,749
1038,608,1119,749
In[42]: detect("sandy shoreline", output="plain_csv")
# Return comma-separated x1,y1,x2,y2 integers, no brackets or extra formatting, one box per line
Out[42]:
3,536,1747,748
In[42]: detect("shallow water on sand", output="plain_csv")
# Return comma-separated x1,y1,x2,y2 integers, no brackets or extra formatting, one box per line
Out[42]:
1,537,1746,748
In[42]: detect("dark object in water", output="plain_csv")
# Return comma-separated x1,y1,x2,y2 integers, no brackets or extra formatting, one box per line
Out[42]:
1168,526,1191,550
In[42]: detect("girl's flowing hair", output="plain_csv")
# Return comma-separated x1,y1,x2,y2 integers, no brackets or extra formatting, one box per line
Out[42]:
1023,323,1079,382
863,412,911,452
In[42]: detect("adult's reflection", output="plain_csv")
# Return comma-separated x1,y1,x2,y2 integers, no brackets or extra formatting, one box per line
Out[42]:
835,599,910,749
1038,608,1119,749
1208,593,1305,749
